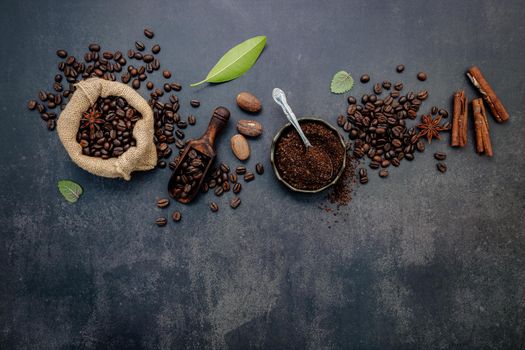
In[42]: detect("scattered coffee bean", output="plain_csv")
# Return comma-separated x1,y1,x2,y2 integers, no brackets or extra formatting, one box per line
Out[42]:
233,183,242,194
210,202,219,212
437,162,447,173
171,211,182,222
396,64,405,73
438,109,448,118
190,99,200,108
27,100,37,110
236,166,247,175
152,44,161,54
416,140,425,152
144,28,154,39
255,163,264,175
157,198,170,208
230,197,241,209
373,83,382,94
379,169,389,178
162,70,172,79
146,81,154,90
244,172,255,182
360,74,370,83
417,72,427,81
155,217,167,227
188,115,196,125
434,152,446,161
56,50,68,58
394,82,403,91
135,41,145,51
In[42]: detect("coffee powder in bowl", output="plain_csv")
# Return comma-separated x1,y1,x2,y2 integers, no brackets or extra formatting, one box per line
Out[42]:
271,118,346,192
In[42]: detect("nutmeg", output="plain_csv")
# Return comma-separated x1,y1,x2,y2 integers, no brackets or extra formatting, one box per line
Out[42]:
231,134,250,161
236,91,262,113
237,119,263,137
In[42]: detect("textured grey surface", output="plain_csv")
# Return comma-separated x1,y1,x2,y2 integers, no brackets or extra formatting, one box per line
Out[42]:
1,0,525,349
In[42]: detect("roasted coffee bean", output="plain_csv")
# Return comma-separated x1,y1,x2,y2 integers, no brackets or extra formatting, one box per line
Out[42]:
188,115,196,125
210,202,219,212
358,168,367,178
146,81,154,90
89,43,100,52
171,211,182,222
373,83,382,94
360,176,369,184
236,166,246,174
360,74,370,83
155,217,167,227
394,82,403,91
396,64,405,73
190,99,200,108
158,160,167,168
417,72,427,81
152,44,161,54
170,82,182,91
132,79,140,89
438,109,448,118
135,41,145,51
143,54,154,63
437,162,447,173
434,152,446,161
230,197,241,209
56,49,68,58
214,186,224,196
229,173,238,183
222,181,230,192
431,106,438,115
27,100,37,110
382,81,392,90
144,28,154,39
255,163,264,175
162,70,171,79
157,198,170,208
348,96,357,104
233,182,242,194
416,140,425,152
379,169,389,178
244,172,255,182
163,83,171,92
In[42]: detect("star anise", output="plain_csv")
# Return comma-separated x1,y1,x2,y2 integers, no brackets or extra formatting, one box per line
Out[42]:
80,108,104,139
416,115,449,143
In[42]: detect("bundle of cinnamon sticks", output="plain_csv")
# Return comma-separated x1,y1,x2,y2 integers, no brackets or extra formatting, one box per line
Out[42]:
450,66,509,157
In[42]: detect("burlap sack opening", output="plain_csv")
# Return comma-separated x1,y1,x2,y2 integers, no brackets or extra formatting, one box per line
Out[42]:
57,78,157,180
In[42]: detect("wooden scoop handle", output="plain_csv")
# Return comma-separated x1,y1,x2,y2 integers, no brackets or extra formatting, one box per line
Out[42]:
202,106,230,147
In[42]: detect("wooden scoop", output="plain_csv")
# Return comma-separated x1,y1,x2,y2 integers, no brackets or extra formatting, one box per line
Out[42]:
168,106,230,203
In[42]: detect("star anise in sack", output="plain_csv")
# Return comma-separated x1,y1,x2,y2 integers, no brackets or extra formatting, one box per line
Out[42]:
417,115,449,143
80,107,104,139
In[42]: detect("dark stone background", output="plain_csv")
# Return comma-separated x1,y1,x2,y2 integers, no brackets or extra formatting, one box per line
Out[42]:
1,0,524,349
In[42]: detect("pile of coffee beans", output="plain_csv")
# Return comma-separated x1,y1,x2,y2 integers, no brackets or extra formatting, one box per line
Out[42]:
77,96,141,158
337,66,449,180
27,27,191,169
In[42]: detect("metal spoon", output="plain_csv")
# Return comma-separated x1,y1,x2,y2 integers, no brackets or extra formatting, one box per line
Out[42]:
272,88,333,179
272,88,312,148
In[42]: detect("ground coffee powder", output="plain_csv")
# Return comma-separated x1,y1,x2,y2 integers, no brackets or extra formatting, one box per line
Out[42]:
274,120,345,191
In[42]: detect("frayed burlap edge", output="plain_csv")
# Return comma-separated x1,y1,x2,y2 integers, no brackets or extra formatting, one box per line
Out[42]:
57,78,156,180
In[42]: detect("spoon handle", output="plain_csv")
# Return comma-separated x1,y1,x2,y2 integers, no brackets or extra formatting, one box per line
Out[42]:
272,88,312,147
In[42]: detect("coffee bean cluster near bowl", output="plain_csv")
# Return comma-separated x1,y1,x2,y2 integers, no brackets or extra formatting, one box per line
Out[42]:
77,96,141,158
337,67,450,180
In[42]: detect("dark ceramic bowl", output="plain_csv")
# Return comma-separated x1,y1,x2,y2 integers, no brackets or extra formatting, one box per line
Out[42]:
270,117,347,193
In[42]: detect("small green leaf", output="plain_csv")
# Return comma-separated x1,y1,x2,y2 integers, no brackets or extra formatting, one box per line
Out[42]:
58,180,83,203
330,70,354,94
191,36,266,86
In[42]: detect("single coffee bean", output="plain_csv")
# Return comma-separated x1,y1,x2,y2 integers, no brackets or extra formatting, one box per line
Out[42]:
360,74,370,83
162,70,172,79
155,217,167,227
416,140,425,152
360,176,369,184
373,83,382,95
394,82,403,91
437,162,447,173
396,64,405,73
348,96,357,104
431,106,438,115
27,100,37,110
190,99,200,108
144,28,154,39
244,172,255,182
56,49,68,58
132,79,140,89
255,163,264,175
235,166,247,175
170,82,182,91
88,43,100,52
214,186,224,196
163,83,171,92
158,160,166,168
232,182,242,194
152,44,161,54
146,81,154,90
230,197,241,209
434,152,446,161
438,109,448,118
210,202,219,212
188,115,196,125
382,81,392,90
379,169,389,178
171,211,182,222
135,41,145,51
143,54,154,63
229,173,238,183
417,72,427,81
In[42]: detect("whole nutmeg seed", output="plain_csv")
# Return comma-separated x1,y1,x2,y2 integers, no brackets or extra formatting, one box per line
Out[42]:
237,119,263,137
236,91,262,113
231,134,250,161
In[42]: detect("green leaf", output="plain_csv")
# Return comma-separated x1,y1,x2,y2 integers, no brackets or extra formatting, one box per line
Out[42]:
191,36,266,86
57,180,83,203
330,70,354,94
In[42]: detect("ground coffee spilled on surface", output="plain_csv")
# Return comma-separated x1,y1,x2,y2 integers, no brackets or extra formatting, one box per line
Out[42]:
274,120,345,191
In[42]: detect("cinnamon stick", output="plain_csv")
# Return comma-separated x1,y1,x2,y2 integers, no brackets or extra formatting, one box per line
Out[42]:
472,98,493,157
467,66,509,123
451,90,468,147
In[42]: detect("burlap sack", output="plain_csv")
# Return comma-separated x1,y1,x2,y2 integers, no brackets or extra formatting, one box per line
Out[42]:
57,78,156,180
